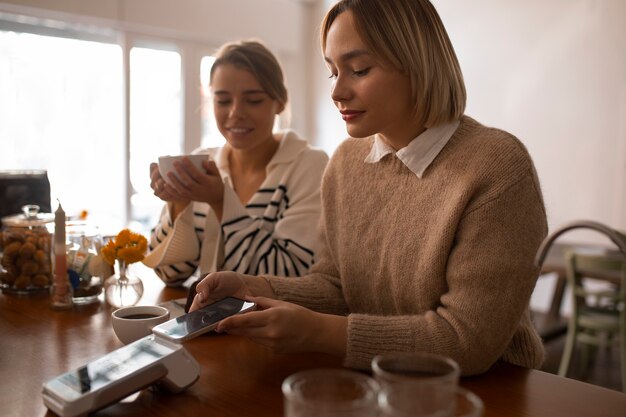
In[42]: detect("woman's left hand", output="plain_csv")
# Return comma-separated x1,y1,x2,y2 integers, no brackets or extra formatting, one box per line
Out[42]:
166,158,224,208
216,296,347,355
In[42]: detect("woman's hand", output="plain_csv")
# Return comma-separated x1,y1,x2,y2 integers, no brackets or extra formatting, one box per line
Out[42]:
189,271,275,312
216,296,348,356
150,162,190,205
165,158,225,217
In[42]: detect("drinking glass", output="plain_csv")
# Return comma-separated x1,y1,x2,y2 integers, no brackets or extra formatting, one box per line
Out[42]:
372,353,483,417
66,221,104,304
282,369,380,417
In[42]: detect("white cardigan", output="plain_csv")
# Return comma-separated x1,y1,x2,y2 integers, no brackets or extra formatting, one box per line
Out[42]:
142,130,329,286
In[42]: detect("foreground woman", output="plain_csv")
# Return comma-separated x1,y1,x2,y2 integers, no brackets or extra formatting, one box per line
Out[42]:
191,0,547,376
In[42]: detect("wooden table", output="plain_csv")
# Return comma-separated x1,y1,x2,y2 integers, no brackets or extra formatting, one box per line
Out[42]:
1,272,625,417
535,243,623,341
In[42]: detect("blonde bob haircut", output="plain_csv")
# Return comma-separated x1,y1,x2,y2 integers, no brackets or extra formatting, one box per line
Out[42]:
210,39,288,113
321,0,466,128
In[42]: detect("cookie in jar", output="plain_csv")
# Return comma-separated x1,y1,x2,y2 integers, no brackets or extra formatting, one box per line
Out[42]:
0,205,54,294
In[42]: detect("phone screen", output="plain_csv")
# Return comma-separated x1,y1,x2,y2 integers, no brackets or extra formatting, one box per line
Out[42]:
153,297,255,341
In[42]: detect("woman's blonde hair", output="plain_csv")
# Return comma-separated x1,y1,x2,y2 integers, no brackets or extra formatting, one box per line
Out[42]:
321,0,466,128
210,39,288,112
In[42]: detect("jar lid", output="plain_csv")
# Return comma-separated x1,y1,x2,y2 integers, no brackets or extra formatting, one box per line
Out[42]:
1,205,54,228
66,220,101,238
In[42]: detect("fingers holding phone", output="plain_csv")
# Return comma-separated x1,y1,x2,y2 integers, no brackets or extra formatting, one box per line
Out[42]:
153,297,257,343
190,272,275,312
190,271,249,312
216,297,321,354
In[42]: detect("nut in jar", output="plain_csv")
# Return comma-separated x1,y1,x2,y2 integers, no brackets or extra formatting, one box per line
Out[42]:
0,205,54,294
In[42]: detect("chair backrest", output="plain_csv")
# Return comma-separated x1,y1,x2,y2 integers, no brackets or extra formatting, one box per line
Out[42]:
564,251,626,313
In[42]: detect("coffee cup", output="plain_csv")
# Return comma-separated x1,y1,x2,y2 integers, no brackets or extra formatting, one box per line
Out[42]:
158,154,208,185
111,305,170,344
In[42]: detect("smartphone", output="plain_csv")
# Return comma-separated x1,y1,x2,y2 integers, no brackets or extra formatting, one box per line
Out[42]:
152,297,256,343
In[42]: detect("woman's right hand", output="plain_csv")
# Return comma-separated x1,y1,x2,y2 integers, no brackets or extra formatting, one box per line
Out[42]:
150,162,191,219
149,162,190,204
189,271,275,312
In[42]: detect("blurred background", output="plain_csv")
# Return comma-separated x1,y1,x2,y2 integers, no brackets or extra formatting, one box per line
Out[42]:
1,0,624,239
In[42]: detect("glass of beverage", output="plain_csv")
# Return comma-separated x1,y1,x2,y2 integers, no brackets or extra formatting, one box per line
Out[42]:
372,352,483,417
282,369,380,417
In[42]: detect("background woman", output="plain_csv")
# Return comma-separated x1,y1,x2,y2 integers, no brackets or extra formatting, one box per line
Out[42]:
190,0,547,376
144,40,328,288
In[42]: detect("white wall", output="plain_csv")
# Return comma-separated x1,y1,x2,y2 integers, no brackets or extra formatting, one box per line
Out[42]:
433,0,626,242
0,0,304,49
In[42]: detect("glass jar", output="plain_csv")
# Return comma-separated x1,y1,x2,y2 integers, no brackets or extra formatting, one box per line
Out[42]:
66,221,107,304
0,205,54,294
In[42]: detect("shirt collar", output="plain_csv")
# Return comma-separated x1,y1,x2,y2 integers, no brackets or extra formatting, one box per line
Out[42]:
212,130,307,183
364,119,460,178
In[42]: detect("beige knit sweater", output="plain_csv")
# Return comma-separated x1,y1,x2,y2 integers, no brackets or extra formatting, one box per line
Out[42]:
268,116,548,375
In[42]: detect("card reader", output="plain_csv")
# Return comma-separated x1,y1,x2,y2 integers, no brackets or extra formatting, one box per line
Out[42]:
42,335,199,417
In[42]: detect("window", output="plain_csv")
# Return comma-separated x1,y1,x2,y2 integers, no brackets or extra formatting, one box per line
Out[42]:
129,47,182,230
0,13,211,235
0,30,125,226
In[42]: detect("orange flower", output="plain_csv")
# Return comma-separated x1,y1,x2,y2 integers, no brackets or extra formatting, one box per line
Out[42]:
101,229,148,266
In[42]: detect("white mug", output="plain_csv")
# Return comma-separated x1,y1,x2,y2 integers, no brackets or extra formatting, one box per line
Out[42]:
111,305,170,344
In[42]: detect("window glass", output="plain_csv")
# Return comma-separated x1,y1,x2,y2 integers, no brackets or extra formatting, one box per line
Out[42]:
200,55,224,149
0,30,124,226
129,47,181,231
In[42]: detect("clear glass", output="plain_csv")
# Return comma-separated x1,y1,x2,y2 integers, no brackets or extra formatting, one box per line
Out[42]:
0,30,125,224
379,387,483,417
104,260,144,308
66,222,106,304
0,211,53,294
282,369,380,417
372,353,482,417
129,46,182,232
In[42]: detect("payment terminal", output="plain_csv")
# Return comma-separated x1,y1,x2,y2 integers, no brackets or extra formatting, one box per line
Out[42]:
42,335,199,417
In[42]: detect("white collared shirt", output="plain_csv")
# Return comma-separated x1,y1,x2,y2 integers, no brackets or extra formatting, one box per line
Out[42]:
364,119,460,178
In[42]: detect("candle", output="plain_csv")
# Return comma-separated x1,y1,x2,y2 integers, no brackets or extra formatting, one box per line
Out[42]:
52,201,72,308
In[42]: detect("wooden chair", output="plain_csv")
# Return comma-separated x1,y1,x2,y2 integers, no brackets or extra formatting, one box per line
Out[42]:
558,251,626,392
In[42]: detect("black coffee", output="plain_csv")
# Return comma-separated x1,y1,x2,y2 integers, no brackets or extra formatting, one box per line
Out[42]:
123,314,159,320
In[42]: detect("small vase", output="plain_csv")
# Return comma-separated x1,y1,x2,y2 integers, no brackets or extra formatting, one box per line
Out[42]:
104,260,144,308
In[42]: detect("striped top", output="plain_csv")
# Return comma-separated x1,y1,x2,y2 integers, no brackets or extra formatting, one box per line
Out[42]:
143,130,329,286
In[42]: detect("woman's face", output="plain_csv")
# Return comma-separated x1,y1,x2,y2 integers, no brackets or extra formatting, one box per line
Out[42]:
324,11,422,148
210,64,282,151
